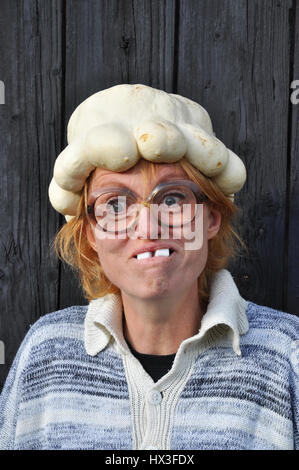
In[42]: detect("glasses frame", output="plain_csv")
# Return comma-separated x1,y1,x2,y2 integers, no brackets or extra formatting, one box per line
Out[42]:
86,179,209,233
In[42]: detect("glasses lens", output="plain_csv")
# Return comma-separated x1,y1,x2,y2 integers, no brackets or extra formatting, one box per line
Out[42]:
153,185,197,227
94,193,138,232
91,183,201,233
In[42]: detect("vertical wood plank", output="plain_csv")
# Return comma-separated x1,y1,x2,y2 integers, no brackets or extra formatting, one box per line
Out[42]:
286,1,299,314
0,0,64,387
176,0,293,310
64,0,177,123
59,0,177,307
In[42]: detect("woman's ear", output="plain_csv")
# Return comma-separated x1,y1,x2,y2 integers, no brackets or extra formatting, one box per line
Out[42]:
85,221,98,252
207,207,222,240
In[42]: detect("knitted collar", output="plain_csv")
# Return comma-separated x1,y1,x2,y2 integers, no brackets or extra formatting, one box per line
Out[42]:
84,269,249,358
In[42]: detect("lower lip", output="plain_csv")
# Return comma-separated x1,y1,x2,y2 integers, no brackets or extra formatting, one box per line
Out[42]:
131,252,176,264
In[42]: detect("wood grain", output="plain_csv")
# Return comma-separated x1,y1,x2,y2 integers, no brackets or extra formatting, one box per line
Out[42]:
0,0,64,386
286,1,299,314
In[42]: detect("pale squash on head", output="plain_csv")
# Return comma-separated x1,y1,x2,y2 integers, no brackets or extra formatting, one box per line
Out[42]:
48,84,247,220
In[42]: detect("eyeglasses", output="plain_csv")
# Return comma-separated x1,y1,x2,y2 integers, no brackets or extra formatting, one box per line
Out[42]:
86,179,208,233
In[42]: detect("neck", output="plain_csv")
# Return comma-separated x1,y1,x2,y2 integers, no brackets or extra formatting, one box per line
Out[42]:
121,282,204,355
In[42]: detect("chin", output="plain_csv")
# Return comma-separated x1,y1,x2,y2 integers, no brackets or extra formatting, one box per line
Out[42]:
126,276,176,299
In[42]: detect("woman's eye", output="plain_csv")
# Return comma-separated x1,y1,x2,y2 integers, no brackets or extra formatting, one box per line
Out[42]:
162,193,185,206
106,198,126,213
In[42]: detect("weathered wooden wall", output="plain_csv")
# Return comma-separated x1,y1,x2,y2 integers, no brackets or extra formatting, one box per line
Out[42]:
0,0,298,388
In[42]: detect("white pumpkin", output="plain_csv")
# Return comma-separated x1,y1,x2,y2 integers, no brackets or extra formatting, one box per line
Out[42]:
48,84,246,219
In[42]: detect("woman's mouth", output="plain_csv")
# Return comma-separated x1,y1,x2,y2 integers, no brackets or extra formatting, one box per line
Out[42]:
134,248,175,260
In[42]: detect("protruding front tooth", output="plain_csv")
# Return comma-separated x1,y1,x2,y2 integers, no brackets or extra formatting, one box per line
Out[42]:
137,251,153,260
154,248,170,257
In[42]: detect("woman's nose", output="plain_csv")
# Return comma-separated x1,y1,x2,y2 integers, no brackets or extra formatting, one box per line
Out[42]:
133,205,161,239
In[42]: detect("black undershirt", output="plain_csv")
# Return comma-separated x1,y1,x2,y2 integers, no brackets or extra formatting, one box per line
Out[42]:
126,339,176,383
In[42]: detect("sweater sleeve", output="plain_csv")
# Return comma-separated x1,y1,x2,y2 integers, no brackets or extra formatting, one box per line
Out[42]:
290,339,299,450
0,329,33,450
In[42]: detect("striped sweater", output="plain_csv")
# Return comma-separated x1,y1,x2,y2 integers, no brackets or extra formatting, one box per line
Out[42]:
0,269,298,450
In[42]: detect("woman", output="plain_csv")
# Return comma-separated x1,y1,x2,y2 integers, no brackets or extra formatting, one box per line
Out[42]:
0,84,298,450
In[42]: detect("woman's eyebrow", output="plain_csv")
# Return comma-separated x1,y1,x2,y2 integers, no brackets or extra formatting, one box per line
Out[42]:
88,182,132,201
93,180,131,189
91,173,184,190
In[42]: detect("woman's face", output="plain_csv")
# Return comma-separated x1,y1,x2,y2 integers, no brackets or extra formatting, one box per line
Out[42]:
85,161,221,299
